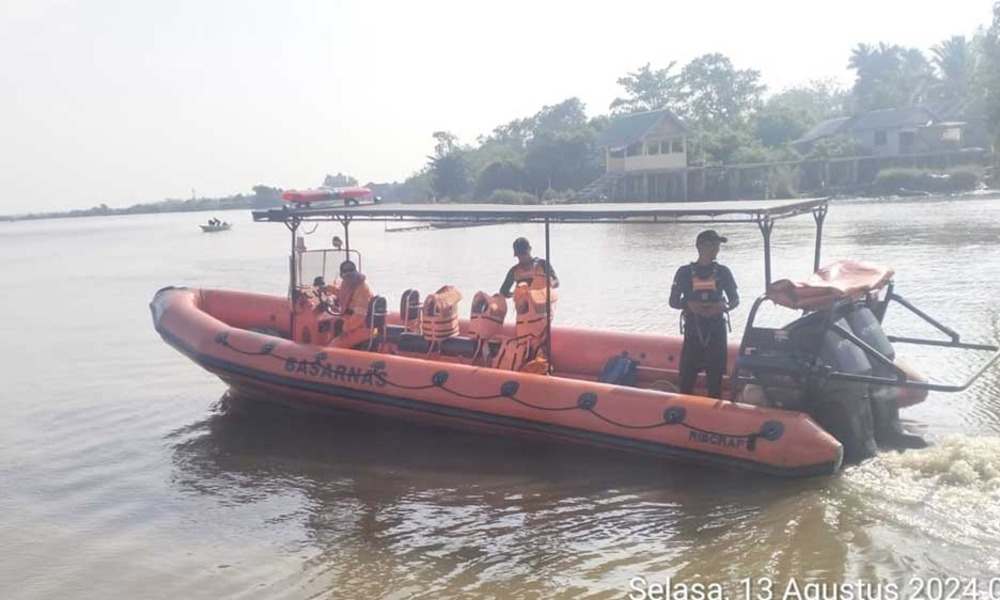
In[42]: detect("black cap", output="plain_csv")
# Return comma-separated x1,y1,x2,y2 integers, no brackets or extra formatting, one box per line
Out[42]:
696,230,727,245
339,260,357,274
513,237,531,255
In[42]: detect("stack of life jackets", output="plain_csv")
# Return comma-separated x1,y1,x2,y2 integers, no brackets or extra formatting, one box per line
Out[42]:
422,285,463,342
514,287,557,347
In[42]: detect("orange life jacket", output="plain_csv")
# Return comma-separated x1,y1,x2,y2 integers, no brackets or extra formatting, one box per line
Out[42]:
334,273,374,346
510,259,549,288
687,264,725,318
491,335,533,371
514,277,557,351
422,285,462,341
468,291,507,340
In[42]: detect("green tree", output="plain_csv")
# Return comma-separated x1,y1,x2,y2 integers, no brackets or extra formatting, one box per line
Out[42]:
251,185,282,208
678,53,765,127
322,172,358,188
431,131,459,157
427,131,470,201
398,169,434,203
523,129,602,193
475,160,526,199
930,35,976,102
754,104,812,147
609,62,681,114
673,53,765,164
848,42,934,111
469,97,602,195
754,80,849,147
806,135,866,160
533,97,589,134
981,2,1000,152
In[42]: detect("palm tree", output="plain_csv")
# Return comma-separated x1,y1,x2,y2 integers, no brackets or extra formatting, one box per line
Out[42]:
848,42,934,110
899,48,934,105
931,35,975,102
848,43,904,111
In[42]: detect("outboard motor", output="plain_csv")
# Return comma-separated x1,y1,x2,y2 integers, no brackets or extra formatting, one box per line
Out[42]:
740,261,996,465
778,308,879,463
741,300,926,463
812,317,878,462
844,304,927,449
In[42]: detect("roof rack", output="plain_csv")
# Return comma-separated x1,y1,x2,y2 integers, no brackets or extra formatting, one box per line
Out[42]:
252,198,827,225
255,198,831,374
253,198,830,287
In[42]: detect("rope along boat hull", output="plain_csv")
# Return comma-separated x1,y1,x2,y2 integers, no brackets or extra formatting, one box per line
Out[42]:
151,287,843,477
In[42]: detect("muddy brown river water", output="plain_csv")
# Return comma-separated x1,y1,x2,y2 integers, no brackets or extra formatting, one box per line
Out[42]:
2,196,999,599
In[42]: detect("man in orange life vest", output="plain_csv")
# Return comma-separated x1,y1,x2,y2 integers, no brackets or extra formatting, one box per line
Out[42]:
332,259,374,348
669,230,739,398
499,237,559,298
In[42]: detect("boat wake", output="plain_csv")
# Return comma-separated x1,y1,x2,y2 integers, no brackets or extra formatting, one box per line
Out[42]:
845,435,1000,556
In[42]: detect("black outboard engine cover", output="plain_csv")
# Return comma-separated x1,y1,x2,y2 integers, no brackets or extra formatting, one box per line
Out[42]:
845,305,894,363
845,305,925,450
765,307,879,464
811,318,878,463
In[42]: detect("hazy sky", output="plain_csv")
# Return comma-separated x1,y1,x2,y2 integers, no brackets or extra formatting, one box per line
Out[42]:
1,0,993,213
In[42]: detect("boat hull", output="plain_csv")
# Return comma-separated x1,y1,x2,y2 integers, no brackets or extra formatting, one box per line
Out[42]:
151,287,844,477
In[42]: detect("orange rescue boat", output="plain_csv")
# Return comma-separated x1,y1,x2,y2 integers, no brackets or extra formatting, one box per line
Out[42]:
151,199,1000,476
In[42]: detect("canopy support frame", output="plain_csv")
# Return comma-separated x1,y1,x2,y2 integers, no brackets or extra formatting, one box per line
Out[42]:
544,218,552,373
812,203,828,273
756,216,774,288
285,217,301,337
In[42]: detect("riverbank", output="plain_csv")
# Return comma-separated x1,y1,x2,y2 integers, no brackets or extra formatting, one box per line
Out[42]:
1,186,285,223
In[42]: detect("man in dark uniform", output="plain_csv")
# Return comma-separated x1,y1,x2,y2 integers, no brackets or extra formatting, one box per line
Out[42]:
669,230,739,398
499,237,559,298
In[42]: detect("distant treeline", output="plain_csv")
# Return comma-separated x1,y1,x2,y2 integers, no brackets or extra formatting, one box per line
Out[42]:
369,1,1000,203
3,185,284,222
7,4,1000,220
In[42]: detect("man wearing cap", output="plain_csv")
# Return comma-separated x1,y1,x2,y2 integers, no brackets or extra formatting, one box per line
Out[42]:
499,237,559,298
669,230,740,398
332,259,375,348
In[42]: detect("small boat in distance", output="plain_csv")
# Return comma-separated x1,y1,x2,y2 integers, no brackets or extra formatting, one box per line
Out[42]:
200,220,232,233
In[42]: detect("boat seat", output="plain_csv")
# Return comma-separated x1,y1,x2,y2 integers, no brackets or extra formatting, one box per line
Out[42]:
400,289,421,332
358,295,388,351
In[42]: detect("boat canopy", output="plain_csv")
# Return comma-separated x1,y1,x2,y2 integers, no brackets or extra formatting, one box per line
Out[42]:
252,198,830,288
253,198,826,225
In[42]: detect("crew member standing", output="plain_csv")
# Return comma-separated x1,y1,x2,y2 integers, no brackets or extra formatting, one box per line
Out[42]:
500,237,560,365
499,237,559,298
669,230,739,398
